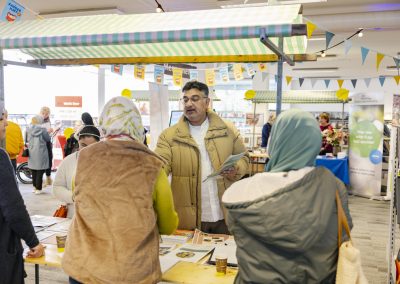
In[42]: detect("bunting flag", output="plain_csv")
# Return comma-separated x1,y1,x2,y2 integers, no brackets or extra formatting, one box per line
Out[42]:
325,31,335,49
189,70,198,81
364,78,372,88
111,64,123,75
172,68,183,86
395,76,400,86
351,79,358,89
93,64,100,69
376,53,385,71
361,47,370,65
286,76,292,85
261,72,268,82
205,69,216,86
233,64,244,81
220,66,230,83
1,0,25,22
344,40,352,55
311,79,318,88
394,58,400,70
336,88,349,101
246,63,256,76
306,21,317,39
379,76,386,87
154,65,164,84
337,79,344,88
134,65,145,80
258,63,267,72
324,79,330,88
299,78,305,87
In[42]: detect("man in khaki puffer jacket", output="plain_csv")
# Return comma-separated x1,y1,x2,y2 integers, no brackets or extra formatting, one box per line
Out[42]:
155,81,249,233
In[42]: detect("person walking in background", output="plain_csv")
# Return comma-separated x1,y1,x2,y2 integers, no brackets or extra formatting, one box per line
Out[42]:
40,106,54,186
27,115,50,195
319,112,334,155
260,112,276,149
4,110,24,173
155,81,249,233
222,109,352,283
53,113,100,218
63,97,178,284
0,103,45,284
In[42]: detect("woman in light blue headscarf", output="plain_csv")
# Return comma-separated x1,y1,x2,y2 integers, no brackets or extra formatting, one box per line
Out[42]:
222,109,353,284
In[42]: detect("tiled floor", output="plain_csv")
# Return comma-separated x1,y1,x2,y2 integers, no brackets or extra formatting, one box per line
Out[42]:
19,180,391,284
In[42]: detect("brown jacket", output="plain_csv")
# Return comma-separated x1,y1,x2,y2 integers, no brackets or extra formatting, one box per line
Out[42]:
155,111,249,230
62,140,164,284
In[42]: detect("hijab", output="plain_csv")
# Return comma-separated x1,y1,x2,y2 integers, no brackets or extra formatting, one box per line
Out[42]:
99,96,144,142
265,109,322,173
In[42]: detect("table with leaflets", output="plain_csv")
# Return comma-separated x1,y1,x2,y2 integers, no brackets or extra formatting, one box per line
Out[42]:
25,216,238,284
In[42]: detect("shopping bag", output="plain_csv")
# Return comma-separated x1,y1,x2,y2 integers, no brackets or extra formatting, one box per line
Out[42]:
53,205,68,218
335,191,368,284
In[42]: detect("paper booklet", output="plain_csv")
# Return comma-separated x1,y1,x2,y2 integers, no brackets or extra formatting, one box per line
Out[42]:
192,229,229,245
203,152,246,182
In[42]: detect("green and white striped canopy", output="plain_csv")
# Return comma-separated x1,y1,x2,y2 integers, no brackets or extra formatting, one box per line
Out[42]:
248,91,344,104
0,4,306,61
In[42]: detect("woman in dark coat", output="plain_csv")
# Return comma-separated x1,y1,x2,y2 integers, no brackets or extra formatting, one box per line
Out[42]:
0,104,44,284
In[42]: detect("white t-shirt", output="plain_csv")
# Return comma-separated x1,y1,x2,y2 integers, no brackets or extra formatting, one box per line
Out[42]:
189,119,224,222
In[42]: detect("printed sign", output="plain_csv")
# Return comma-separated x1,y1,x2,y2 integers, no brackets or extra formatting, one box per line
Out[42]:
1,0,24,22
134,65,146,80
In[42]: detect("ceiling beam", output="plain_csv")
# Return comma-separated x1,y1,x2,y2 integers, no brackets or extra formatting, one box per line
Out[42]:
28,54,316,66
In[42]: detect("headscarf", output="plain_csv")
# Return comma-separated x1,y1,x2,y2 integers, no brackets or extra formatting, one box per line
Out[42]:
99,96,144,142
31,115,44,125
265,109,322,173
75,112,100,140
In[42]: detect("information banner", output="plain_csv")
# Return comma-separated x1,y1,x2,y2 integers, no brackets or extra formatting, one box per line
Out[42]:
349,93,384,197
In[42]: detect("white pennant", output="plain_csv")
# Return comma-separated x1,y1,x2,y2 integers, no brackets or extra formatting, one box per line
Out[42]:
364,78,372,88
311,79,318,88
344,40,352,55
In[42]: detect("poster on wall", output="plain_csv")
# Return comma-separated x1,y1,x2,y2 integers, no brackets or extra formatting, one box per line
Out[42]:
54,96,82,120
349,93,384,197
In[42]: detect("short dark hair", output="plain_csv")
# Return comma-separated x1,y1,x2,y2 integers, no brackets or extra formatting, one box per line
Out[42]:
79,134,100,142
182,81,209,97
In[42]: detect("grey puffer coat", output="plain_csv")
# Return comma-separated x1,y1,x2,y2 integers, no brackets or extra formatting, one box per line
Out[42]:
27,125,50,170
223,167,352,284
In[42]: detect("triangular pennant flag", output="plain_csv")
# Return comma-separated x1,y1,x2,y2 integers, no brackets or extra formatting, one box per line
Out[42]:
311,79,318,88
361,47,370,65
394,57,400,70
299,78,305,87
351,79,358,89
324,79,330,88
286,76,292,85
364,78,372,88
337,79,344,88
379,76,386,87
325,31,335,49
395,76,400,86
376,53,385,71
344,40,352,55
306,21,317,39
205,69,216,86
261,72,268,82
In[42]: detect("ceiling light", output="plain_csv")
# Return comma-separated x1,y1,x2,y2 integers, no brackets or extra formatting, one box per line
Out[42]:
321,51,326,58
358,29,364,37
155,0,165,13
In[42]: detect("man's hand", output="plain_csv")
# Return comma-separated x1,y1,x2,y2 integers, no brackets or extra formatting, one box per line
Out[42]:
27,243,45,258
220,166,238,181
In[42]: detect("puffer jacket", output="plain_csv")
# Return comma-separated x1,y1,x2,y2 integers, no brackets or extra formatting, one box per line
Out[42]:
222,167,352,284
155,111,249,230
5,121,24,159
27,125,50,170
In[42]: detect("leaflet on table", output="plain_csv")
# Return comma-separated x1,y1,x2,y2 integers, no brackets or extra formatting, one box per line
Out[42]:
31,215,67,228
45,219,72,233
204,152,246,182
209,238,238,267
192,229,229,245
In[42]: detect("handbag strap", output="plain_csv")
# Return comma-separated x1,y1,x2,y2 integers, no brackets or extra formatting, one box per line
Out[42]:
336,190,351,248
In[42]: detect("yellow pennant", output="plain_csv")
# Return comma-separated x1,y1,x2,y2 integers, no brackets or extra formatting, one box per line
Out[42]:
376,53,385,71
286,76,292,85
134,65,146,80
172,68,183,87
306,21,317,39
395,76,400,85
121,89,132,99
337,79,344,88
93,64,100,69
258,63,267,72
336,88,349,101
205,69,216,86
233,64,244,81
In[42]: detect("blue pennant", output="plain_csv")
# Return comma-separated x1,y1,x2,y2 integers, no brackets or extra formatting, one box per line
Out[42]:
324,79,330,88
379,76,386,87
361,47,370,65
325,32,335,50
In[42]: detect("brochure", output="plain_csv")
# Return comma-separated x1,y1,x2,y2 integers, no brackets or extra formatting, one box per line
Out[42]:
204,152,246,181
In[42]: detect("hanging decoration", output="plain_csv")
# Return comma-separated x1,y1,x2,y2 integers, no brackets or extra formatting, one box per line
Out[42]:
205,69,216,86
344,39,352,55
364,78,372,88
395,76,400,86
306,21,317,39
246,63,256,76
311,79,318,88
233,63,244,81
299,78,305,87
376,53,385,71
285,76,292,86
154,65,164,84
337,79,344,89
336,88,349,101
324,79,330,88
189,70,198,81
394,58,400,71
220,66,230,83
111,64,123,75
351,79,358,89
172,68,183,86
378,76,386,87
361,47,370,65
258,63,267,72
121,89,132,99
134,65,146,80
325,31,335,50
1,0,24,22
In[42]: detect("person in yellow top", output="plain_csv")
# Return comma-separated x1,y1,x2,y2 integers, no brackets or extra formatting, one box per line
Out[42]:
4,110,24,173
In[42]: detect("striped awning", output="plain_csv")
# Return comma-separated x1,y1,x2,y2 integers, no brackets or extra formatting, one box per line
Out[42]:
0,5,307,61
130,90,220,102
248,91,344,104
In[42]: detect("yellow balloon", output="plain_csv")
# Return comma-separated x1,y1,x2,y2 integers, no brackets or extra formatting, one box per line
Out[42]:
336,88,349,101
244,90,256,100
63,127,74,139
121,88,132,99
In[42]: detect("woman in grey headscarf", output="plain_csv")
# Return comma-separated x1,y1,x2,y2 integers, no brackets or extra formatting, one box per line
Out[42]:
27,115,51,194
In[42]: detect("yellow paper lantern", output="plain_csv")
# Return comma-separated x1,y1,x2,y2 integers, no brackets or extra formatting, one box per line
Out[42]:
121,88,132,99
336,88,349,101
244,90,256,100
63,127,74,139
